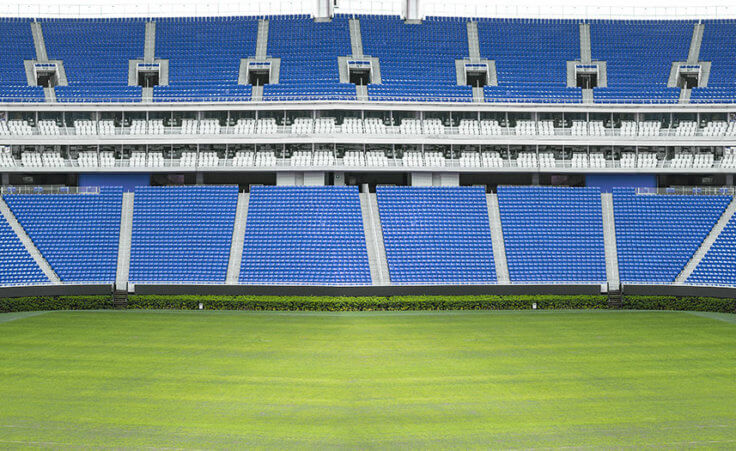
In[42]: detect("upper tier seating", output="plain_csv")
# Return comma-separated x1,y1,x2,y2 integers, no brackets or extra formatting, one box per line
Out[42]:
264,15,356,101
497,186,606,283
4,188,122,282
0,19,45,102
688,213,736,286
692,21,736,103
377,186,496,284
240,186,371,284
0,211,48,286
130,185,238,282
612,188,730,283
591,20,690,103
478,19,582,103
153,17,257,101
360,16,472,102
42,18,144,102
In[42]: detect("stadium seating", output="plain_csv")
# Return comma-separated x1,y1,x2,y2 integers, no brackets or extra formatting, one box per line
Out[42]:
376,186,496,283
478,19,582,103
4,188,122,282
360,16,473,102
591,20,690,103
497,186,606,283
612,188,730,283
692,21,736,103
153,17,258,101
0,19,45,102
264,15,356,101
130,185,238,282
239,186,371,284
0,211,48,286
688,214,736,286
42,18,144,102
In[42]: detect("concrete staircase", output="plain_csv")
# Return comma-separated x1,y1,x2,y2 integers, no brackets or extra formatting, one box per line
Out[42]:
579,23,592,64
360,189,390,285
256,20,269,59
601,193,620,291
467,21,481,62
226,193,249,284
0,196,60,283
486,194,510,284
115,192,135,292
676,196,736,284
349,19,364,58
144,21,156,63
687,23,705,64
30,21,56,102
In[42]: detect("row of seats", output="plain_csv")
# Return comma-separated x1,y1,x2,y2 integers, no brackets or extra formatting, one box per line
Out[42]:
2,185,736,286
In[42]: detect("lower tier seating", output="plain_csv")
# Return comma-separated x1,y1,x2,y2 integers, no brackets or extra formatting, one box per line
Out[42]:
613,188,730,283
239,186,371,285
4,188,122,282
377,186,496,284
130,185,238,283
497,186,606,283
0,213,48,286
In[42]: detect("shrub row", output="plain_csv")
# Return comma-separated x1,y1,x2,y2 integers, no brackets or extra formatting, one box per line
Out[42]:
0,296,113,313
0,295,733,313
126,294,609,311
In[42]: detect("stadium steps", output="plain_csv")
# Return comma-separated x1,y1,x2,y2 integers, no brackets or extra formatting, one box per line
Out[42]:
226,192,249,284
0,196,60,283
467,21,480,62
144,21,156,63
360,188,390,285
115,192,135,292
349,18,364,58
256,20,269,59
486,193,510,284
601,193,620,291
30,21,56,102
579,23,592,64
675,195,736,284
687,22,705,64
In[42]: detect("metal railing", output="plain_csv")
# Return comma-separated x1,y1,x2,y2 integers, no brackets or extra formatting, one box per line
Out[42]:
0,185,100,195
635,186,736,196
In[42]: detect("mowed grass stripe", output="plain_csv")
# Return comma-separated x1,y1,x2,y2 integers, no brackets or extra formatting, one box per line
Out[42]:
0,310,734,448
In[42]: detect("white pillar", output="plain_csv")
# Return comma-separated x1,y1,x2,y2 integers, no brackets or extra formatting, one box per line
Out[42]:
316,0,333,19
404,0,420,21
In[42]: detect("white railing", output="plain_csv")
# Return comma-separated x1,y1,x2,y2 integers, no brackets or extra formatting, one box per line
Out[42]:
635,186,736,196
0,185,100,194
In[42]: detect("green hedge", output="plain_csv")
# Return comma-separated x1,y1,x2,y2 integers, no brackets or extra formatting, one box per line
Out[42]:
126,295,609,311
0,296,113,313
0,294,734,313
623,296,736,313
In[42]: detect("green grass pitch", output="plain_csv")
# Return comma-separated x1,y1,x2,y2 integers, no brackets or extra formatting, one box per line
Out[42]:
0,309,734,448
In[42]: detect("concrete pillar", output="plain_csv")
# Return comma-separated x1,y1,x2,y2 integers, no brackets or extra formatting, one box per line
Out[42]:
316,0,333,19
195,172,204,184
277,172,298,186
1,173,8,185
333,171,345,186
410,172,433,186
727,174,734,186
532,173,540,185
404,0,420,21
304,172,326,186
433,172,459,186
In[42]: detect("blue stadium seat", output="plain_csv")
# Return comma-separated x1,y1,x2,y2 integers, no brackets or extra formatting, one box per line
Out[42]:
4,187,122,283
240,186,371,285
130,185,238,283
613,188,730,283
377,186,496,284
0,210,48,286
497,186,606,283
688,213,736,285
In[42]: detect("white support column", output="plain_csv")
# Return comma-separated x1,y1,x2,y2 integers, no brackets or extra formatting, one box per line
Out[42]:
316,0,333,20
404,0,421,21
